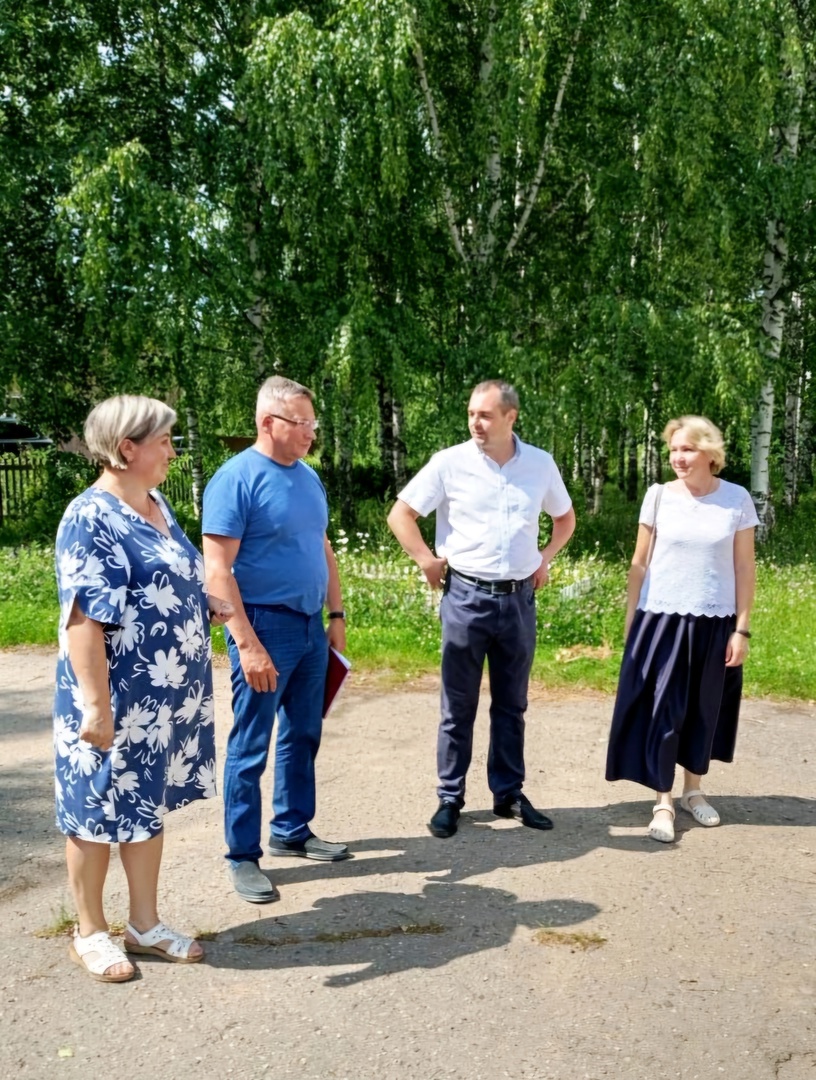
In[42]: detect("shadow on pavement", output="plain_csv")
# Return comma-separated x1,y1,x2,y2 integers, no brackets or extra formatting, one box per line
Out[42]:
240,794,816,893
206,880,601,986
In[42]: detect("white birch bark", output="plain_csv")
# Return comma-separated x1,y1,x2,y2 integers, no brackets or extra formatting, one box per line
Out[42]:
412,37,468,268
243,172,267,377
476,4,501,268
751,144,800,534
783,375,801,508
391,398,407,491
505,0,589,260
591,426,608,515
185,405,204,520
644,369,661,487
750,377,775,536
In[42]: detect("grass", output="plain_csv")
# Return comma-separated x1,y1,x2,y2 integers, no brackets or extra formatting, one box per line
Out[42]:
229,923,446,948
33,908,125,939
533,928,607,951
32,903,76,939
2,528,815,701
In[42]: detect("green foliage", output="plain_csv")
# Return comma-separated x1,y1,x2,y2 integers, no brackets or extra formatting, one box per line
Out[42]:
0,542,58,647
1,0,815,529
759,491,816,565
0,450,96,544
6,528,812,699
745,563,816,699
0,542,55,605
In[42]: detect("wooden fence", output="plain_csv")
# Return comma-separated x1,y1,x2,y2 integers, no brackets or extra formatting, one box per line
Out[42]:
0,451,194,526
0,452,45,524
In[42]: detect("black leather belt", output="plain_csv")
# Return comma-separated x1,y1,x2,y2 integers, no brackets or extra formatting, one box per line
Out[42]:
449,567,532,595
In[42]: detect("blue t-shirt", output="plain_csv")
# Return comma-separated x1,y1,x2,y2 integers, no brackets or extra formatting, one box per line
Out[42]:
202,448,329,614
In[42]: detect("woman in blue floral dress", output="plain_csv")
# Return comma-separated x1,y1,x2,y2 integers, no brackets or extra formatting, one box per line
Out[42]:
54,395,229,982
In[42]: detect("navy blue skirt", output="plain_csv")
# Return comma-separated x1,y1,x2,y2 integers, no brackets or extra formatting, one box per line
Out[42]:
606,610,743,792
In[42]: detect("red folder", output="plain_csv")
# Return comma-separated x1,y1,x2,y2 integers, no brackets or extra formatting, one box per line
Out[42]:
323,646,351,717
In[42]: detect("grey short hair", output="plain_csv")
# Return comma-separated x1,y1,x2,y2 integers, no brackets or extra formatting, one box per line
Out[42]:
84,395,177,469
663,415,726,475
256,376,314,421
471,379,520,413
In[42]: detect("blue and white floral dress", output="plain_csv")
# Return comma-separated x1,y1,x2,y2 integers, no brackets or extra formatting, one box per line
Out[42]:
53,487,216,843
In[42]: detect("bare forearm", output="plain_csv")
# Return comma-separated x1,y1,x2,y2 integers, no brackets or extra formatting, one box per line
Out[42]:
734,562,755,631
66,619,112,717
388,507,434,567
205,565,258,650
325,540,343,612
625,564,646,635
541,508,576,563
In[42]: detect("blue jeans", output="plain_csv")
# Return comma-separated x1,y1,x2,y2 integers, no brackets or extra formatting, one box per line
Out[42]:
223,605,328,862
438,573,537,807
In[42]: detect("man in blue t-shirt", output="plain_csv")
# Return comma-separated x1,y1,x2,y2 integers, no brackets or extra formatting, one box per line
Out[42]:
203,376,348,904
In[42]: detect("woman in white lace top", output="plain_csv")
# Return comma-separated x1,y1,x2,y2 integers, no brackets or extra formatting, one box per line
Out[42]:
606,416,758,843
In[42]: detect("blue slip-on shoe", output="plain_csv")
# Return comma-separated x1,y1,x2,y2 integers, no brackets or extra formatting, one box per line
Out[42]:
230,860,280,903
268,833,350,862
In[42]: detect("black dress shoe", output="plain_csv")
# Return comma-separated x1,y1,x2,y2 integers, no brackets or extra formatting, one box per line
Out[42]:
493,792,554,831
428,800,460,838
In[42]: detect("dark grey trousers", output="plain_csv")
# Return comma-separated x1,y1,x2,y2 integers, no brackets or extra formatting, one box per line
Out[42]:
437,572,538,807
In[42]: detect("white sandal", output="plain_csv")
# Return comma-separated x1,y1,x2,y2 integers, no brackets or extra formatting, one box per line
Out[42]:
69,927,135,983
649,803,676,843
680,789,720,827
124,921,203,964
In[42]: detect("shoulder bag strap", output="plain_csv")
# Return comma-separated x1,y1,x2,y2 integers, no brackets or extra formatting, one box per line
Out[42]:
646,484,663,566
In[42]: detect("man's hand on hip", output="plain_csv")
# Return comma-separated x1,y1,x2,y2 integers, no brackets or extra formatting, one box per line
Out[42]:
533,556,550,589
420,555,448,590
239,642,279,692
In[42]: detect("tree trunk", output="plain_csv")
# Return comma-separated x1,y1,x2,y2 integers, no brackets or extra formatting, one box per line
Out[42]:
391,398,407,492
750,378,775,537
750,70,804,536
185,405,204,520
799,369,813,491
377,371,396,494
336,386,354,526
376,378,408,495
243,172,267,377
616,425,626,493
591,427,608,515
475,4,501,271
580,441,593,513
319,374,337,500
644,372,662,487
626,428,639,503
783,375,801,509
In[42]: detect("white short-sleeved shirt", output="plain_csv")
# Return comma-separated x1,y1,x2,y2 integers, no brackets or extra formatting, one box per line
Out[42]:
638,480,759,617
397,437,573,580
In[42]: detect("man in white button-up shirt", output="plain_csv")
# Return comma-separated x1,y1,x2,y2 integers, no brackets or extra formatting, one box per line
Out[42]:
387,380,575,839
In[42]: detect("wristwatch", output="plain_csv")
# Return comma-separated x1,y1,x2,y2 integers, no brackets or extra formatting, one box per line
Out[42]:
328,610,346,620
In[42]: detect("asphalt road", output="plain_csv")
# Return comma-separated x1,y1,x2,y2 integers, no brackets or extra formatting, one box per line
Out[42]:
1,649,814,1080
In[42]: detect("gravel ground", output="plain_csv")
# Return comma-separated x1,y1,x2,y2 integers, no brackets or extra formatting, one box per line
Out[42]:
1,648,814,1080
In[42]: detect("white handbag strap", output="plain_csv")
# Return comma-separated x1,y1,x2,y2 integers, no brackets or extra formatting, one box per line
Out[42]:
647,484,663,565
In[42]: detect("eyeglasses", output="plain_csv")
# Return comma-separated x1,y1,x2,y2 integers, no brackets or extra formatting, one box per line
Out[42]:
268,413,320,432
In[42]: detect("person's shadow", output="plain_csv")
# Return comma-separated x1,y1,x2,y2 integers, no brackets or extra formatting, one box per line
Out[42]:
206,880,600,986
219,793,816,897
201,794,815,985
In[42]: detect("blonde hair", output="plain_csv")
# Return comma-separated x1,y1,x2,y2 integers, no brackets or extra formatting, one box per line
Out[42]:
84,395,176,469
662,415,726,475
